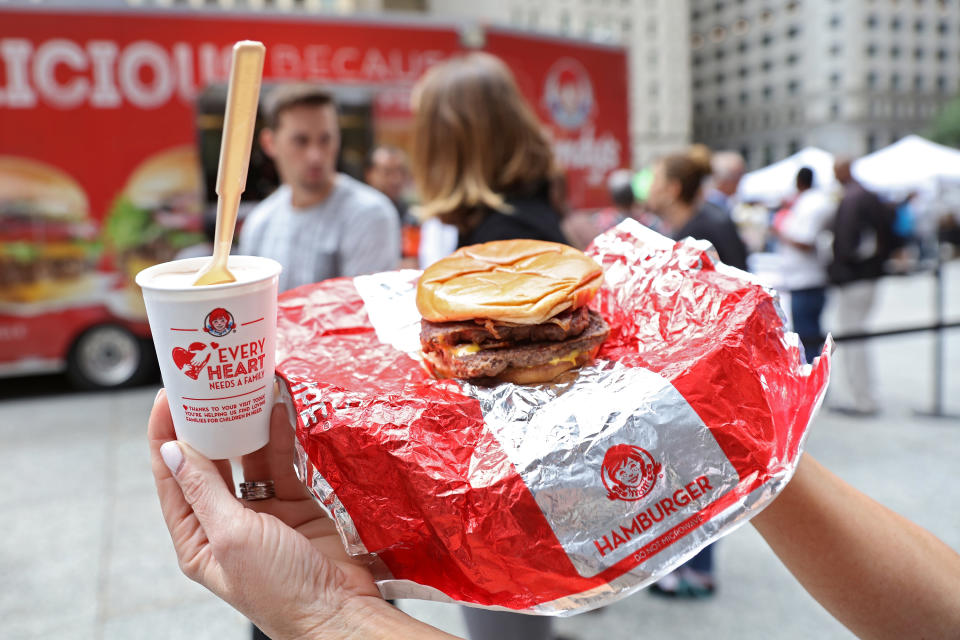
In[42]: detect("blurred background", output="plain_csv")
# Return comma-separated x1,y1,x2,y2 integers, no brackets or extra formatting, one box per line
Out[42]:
1,0,958,638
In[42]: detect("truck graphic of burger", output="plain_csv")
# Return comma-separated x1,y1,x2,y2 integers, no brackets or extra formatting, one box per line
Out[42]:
104,146,206,317
0,156,100,304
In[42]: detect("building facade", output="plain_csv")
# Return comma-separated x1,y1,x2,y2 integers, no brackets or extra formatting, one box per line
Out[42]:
424,0,692,169
690,0,960,169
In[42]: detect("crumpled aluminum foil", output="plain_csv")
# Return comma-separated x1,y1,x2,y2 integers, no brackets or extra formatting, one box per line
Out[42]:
275,219,831,615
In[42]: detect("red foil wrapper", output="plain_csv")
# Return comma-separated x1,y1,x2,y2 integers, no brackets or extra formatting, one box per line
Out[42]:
275,220,831,614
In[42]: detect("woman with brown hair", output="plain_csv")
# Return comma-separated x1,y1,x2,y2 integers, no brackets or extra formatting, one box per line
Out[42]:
410,51,570,640
645,145,749,272
411,51,569,250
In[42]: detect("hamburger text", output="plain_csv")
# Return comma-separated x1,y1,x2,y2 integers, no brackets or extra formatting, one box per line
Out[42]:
593,475,713,558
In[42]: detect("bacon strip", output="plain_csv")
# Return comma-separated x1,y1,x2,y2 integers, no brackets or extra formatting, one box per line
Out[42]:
420,306,591,350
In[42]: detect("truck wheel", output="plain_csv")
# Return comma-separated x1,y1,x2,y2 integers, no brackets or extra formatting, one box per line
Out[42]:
67,324,155,390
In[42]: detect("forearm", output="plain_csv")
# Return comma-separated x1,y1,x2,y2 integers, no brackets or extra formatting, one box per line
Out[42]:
752,454,960,640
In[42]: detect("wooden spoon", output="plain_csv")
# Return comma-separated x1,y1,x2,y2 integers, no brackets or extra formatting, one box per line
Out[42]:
193,40,266,286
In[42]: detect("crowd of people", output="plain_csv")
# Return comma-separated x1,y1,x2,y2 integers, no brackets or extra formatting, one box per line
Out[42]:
560,149,909,419
150,52,960,640
234,59,902,418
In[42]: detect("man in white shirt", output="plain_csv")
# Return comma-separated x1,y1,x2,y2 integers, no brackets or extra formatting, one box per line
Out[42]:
776,167,835,363
239,84,399,292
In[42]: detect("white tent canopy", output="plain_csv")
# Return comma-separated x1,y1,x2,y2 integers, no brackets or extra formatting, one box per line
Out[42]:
852,135,960,198
737,147,836,207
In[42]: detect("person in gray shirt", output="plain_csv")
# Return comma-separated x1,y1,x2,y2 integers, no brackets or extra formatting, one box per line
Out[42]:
239,83,399,292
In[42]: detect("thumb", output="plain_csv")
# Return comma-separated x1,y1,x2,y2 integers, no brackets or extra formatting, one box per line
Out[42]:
160,440,243,541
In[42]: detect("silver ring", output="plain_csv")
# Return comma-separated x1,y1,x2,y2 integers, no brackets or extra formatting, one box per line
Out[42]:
240,480,275,501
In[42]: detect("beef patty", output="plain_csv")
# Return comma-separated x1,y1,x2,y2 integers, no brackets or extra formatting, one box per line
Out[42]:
421,310,609,380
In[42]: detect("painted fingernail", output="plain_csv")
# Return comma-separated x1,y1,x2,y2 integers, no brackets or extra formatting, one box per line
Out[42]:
160,441,184,476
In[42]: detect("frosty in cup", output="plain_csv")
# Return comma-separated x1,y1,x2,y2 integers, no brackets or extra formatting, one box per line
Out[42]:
136,256,282,459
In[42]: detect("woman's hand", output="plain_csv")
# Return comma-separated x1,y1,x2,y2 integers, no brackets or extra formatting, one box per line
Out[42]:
148,390,386,640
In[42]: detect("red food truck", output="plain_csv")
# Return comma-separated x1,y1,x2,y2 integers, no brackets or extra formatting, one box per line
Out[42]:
0,6,629,389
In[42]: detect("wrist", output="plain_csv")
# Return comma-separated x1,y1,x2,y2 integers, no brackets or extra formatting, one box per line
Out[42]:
332,596,396,640
333,595,459,640
752,453,814,534
290,595,414,640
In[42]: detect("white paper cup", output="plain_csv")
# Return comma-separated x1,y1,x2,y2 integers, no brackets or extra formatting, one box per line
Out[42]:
136,256,282,459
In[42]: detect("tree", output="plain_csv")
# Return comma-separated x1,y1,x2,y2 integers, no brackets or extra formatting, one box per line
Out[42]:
926,94,960,149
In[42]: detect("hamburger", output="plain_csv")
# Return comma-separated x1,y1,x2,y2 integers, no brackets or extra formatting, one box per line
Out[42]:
105,145,205,277
104,146,206,315
0,156,99,303
417,239,609,384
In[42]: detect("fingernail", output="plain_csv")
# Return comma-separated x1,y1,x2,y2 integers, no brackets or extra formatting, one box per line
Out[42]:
160,441,184,476
155,388,164,404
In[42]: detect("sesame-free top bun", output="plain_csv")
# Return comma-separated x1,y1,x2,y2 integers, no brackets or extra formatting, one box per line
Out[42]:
0,156,89,220
417,240,604,325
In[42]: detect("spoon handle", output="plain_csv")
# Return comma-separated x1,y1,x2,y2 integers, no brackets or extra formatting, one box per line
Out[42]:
214,40,265,263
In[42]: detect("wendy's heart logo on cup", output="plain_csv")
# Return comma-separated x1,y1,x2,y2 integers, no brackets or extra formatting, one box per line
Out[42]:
172,341,211,381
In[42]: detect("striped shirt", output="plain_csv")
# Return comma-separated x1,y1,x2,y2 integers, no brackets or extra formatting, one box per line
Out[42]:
238,174,400,292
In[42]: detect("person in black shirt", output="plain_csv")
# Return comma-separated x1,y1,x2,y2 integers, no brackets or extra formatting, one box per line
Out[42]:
409,51,570,640
826,158,892,416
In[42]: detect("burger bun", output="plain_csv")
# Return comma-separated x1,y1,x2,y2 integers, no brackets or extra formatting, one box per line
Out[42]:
417,240,604,325
122,146,202,210
0,156,89,220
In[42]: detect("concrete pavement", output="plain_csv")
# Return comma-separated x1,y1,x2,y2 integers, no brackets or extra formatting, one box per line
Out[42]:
1,262,957,640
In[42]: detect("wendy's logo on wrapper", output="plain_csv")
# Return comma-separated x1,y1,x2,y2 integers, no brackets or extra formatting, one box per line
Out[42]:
600,444,662,502
543,58,594,130
204,308,236,337
172,342,213,380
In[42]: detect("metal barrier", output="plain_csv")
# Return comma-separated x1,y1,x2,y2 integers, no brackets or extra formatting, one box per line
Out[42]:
830,256,958,419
